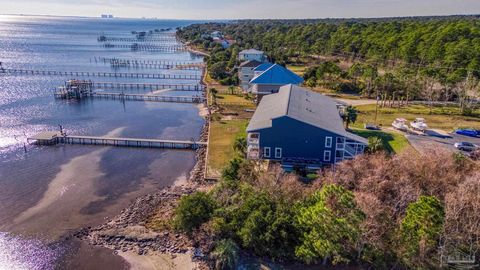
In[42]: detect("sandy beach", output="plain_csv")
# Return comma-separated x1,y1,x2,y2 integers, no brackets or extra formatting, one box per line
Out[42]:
119,251,197,270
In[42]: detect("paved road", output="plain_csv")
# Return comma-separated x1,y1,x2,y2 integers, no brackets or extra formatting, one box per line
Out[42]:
334,98,377,106
406,131,480,154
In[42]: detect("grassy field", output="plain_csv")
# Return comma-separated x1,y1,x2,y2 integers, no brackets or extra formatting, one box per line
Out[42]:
216,93,256,107
287,65,308,76
352,104,480,131
350,128,411,153
206,119,249,178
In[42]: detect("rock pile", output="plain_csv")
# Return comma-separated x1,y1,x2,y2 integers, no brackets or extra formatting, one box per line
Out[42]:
189,115,210,182
74,186,197,256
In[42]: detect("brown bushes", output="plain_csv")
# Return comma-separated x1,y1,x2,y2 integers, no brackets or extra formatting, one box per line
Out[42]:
314,149,479,267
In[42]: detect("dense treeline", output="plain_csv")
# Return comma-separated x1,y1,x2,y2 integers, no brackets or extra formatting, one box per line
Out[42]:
174,147,480,269
179,18,480,73
177,17,480,113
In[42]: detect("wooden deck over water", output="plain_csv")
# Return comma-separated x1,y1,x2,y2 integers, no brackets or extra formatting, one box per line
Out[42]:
28,132,206,150
54,90,205,103
90,82,204,91
1,68,201,80
94,57,202,66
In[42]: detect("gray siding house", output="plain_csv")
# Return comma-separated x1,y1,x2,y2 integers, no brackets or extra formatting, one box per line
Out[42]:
246,85,367,169
238,60,262,91
239,49,265,62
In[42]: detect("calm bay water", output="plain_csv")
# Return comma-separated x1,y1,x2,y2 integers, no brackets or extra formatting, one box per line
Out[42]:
0,15,204,269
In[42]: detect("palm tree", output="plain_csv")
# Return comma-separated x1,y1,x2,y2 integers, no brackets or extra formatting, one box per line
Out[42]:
367,136,384,153
233,137,247,156
343,106,358,129
210,88,218,106
228,86,236,95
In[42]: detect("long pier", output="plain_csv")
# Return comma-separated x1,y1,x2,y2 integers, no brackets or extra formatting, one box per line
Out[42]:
106,61,203,70
98,37,178,43
28,132,206,150
92,92,204,103
0,68,201,80
54,91,205,104
90,81,205,91
94,57,204,66
103,43,186,52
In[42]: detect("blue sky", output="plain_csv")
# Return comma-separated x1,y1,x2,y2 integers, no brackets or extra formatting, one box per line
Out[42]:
1,0,480,19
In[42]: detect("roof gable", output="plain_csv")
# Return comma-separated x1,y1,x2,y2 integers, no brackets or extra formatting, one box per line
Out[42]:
250,64,304,85
239,60,262,68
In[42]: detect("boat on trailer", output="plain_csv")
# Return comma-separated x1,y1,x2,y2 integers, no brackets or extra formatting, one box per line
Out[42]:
410,118,428,132
392,118,409,131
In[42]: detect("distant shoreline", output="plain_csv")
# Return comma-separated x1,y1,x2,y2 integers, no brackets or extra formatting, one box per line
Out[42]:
2,13,480,22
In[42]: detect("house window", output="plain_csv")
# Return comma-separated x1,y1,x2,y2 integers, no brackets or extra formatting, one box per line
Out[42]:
324,150,331,162
275,148,282,159
325,137,332,148
264,147,271,158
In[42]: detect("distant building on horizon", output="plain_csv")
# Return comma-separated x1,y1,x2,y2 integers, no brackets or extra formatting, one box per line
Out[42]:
246,84,367,170
101,14,114,18
239,49,266,62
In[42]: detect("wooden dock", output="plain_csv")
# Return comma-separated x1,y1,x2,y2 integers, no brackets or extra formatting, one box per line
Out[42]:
27,132,206,150
94,57,202,66
98,37,178,43
106,61,203,70
0,68,201,80
90,81,205,91
55,91,205,103
103,43,186,52
92,92,204,103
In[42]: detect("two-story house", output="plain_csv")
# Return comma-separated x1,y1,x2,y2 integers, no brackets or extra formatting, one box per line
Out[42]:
238,60,262,91
239,49,266,62
246,84,367,170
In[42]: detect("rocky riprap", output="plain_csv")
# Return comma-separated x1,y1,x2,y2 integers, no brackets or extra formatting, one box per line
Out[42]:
74,186,197,255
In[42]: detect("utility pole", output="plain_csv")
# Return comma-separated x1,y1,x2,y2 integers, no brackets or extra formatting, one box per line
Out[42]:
375,92,379,125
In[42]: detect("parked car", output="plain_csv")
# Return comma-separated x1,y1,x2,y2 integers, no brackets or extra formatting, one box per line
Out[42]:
455,129,480,138
365,123,381,130
454,142,478,152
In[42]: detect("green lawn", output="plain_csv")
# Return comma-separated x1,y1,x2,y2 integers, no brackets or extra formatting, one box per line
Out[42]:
216,93,256,107
350,128,411,154
352,104,480,132
206,119,248,178
287,65,308,76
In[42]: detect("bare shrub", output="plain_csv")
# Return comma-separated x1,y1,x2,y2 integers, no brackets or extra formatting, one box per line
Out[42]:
443,172,480,257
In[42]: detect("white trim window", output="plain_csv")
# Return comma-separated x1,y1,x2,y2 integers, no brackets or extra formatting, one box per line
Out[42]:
325,136,333,148
263,147,271,158
324,150,331,162
275,147,282,159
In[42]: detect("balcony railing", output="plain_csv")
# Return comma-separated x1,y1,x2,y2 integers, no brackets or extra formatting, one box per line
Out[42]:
248,138,259,144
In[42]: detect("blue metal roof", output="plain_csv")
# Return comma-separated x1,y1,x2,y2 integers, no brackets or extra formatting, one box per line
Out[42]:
250,64,304,85
253,63,273,72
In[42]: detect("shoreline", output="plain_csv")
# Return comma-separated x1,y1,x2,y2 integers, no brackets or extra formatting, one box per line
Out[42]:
72,53,213,269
